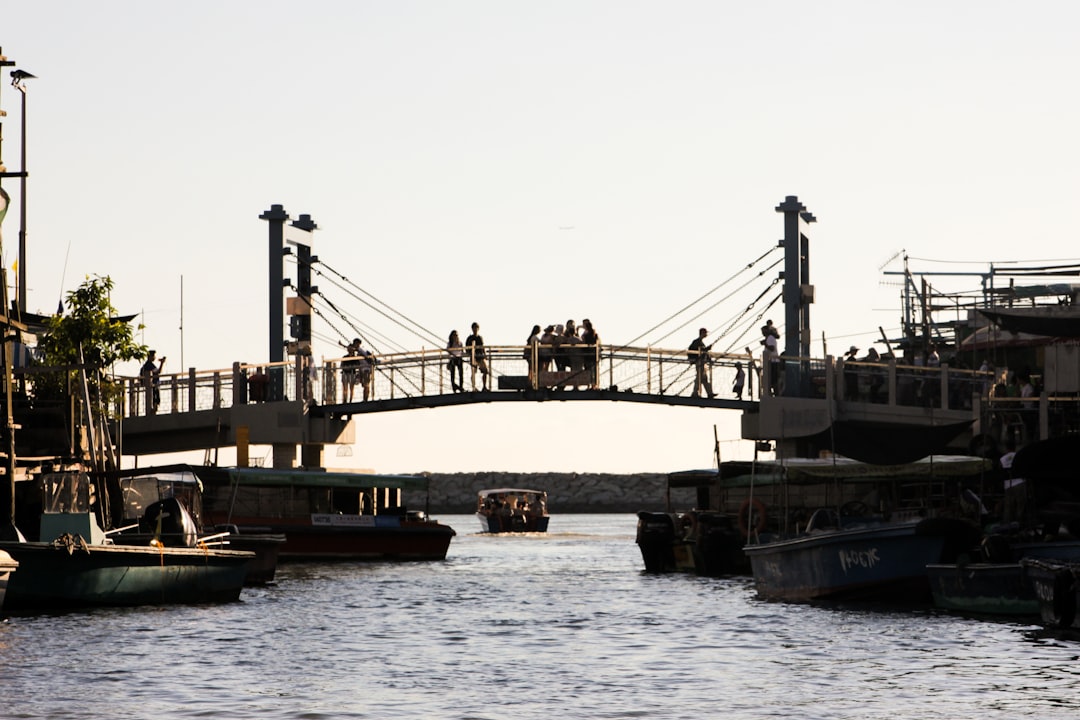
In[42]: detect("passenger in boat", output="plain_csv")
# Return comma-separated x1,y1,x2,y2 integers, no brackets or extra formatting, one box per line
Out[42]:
999,440,1027,526
447,330,464,393
580,319,599,388
465,322,489,391
732,361,745,399
689,328,715,398
141,350,166,414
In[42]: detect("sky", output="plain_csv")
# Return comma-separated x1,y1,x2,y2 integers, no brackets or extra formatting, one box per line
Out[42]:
3,1,1079,474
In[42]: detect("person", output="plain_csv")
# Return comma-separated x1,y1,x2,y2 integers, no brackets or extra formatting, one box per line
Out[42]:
465,322,489,391
447,330,464,393
580,318,599,389
1000,440,1026,526
141,350,166,414
339,338,362,402
862,347,884,402
563,321,584,385
355,340,377,401
732,361,746,399
525,324,541,379
539,325,557,374
689,328,715,398
762,332,779,396
761,319,779,341
843,346,859,400
552,324,567,372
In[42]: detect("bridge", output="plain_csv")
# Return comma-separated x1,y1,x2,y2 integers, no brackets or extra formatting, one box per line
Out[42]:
106,195,1080,469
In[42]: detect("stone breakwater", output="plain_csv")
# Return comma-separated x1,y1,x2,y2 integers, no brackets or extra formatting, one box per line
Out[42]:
404,472,697,514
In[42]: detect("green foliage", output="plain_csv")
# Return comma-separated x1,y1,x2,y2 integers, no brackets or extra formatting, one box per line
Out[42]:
38,275,148,370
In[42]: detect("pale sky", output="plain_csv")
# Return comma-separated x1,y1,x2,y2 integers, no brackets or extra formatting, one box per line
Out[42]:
3,2,1079,474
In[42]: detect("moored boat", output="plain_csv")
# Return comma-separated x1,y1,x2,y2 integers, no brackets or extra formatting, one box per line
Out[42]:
927,562,1040,617
104,465,284,584
1020,557,1080,629
0,470,252,612
197,467,456,561
476,488,549,533
0,549,17,613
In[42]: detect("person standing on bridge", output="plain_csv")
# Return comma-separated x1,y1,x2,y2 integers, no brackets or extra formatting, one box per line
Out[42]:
466,322,489,391
356,340,377,401
732,361,746,400
689,328,715,399
339,339,362,402
141,350,166,414
447,330,464,393
580,318,599,389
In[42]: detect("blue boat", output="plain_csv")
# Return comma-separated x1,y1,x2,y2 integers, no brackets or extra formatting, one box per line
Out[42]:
745,516,975,603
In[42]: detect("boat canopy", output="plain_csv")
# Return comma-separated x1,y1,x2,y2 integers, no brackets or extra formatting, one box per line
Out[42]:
669,455,991,488
478,487,546,497
220,467,430,491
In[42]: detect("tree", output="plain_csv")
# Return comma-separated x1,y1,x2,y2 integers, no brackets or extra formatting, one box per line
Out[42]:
34,275,148,409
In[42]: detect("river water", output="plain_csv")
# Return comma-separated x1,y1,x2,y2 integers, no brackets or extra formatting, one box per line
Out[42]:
3,513,1080,719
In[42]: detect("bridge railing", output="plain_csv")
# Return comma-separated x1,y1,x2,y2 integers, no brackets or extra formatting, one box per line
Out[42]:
116,345,757,416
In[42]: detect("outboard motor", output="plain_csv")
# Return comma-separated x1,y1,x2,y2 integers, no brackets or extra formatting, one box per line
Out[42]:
140,496,198,547
636,511,678,572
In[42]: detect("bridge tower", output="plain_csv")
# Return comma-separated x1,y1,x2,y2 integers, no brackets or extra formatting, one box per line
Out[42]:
775,195,816,394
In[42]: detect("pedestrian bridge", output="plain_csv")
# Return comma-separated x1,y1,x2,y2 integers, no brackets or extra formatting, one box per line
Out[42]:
113,342,1030,466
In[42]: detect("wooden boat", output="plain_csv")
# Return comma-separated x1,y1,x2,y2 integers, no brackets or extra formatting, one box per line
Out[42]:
197,467,456,560
0,470,252,612
742,455,987,603
476,488,549,533
104,465,284,584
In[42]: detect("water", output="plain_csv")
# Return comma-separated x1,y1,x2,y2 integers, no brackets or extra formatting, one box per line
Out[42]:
3,514,1080,719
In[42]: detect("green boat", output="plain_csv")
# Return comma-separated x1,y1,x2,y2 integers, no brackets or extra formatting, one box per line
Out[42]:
0,471,252,613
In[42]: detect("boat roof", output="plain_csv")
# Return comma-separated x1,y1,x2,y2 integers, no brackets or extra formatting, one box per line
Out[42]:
204,467,430,491
669,455,991,487
478,488,546,496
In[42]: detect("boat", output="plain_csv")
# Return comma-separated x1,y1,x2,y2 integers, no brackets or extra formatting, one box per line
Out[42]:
0,470,253,612
1019,557,1080,629
926,562,1040,617
104,464,285,585
476,488,549,533
636,465,777,576
741,455,986,603
196,466,456,561
0,549,16,613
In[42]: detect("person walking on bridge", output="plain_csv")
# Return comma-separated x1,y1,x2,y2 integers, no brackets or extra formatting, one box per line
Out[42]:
466,322,489,391
689,328,715,398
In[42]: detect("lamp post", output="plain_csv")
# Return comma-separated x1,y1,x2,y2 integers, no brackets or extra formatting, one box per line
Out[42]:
10,69,34,312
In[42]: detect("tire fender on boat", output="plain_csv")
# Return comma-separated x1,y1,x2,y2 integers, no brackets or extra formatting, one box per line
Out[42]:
738,498,768,536
680,512,697,539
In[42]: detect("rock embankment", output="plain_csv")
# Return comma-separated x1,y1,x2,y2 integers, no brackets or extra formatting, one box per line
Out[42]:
404,472,697,514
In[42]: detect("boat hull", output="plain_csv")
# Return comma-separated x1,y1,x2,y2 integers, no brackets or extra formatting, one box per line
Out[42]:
476,513,549,534
0,550,17,614
927,563,1039,616
228,517,456,561
744,519,965,603
1021,557,1080,629
0,540,253,612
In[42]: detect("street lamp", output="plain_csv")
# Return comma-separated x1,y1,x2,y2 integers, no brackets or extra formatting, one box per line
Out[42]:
10,69,34,311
